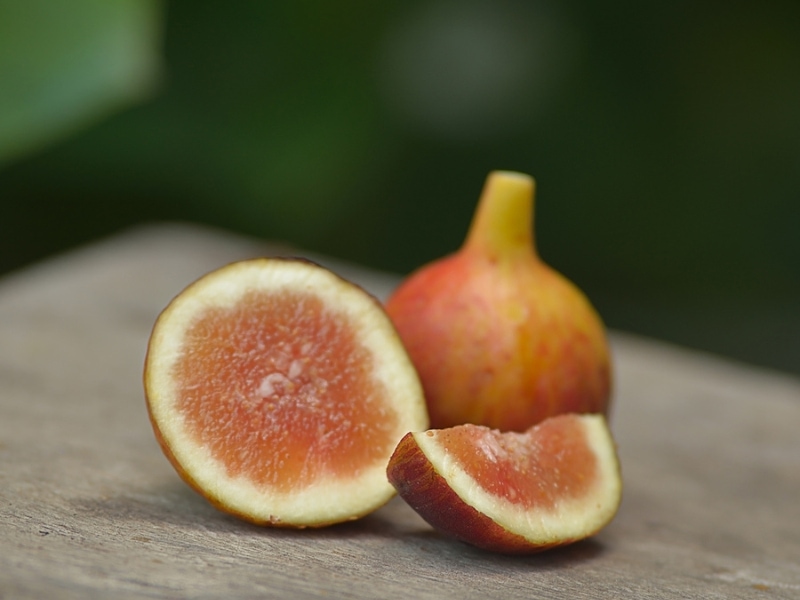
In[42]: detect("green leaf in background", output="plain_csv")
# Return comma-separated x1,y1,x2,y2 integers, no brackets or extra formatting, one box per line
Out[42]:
0,0,163,165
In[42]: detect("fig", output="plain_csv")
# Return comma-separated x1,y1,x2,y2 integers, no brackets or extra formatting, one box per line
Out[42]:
386,171,612,431
386,413,622,554
144,258,429,527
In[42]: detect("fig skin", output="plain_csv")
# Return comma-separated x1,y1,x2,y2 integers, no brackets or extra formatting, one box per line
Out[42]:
385,171,611,432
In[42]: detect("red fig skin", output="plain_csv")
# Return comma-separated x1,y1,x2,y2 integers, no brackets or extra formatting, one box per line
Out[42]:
385,171,611,432
387,432,575,554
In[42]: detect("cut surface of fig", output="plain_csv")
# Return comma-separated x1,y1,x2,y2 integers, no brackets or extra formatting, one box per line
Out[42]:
145,258,429,527
387,413,622,553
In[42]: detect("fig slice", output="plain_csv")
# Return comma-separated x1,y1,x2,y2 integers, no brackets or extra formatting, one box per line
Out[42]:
144,258,429,528
387,413,622,553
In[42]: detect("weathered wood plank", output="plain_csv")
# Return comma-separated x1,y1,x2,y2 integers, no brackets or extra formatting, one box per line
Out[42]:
1,223,799,599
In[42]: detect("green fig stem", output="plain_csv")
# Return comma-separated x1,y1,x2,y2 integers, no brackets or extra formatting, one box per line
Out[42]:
463,171,537,262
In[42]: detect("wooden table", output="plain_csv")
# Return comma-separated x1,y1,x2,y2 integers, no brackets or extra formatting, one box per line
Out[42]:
2,224,799,599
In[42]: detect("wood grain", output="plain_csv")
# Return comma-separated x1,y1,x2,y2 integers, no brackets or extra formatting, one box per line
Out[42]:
1,223,799,599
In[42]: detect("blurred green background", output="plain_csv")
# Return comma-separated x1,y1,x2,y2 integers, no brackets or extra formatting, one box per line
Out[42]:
1,0,799,375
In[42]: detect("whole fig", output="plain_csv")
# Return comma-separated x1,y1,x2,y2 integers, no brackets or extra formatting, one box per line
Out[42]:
385,171,611,431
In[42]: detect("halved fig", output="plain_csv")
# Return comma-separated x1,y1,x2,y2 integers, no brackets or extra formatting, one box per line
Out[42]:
144,258,429,528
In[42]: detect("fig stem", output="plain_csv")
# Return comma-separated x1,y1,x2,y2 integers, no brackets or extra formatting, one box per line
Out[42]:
463,171,537,262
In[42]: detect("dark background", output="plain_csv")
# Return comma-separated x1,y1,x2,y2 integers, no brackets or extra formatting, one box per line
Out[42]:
2,0,799,375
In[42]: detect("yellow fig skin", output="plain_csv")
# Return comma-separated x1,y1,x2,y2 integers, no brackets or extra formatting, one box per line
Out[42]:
385,171,612,432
